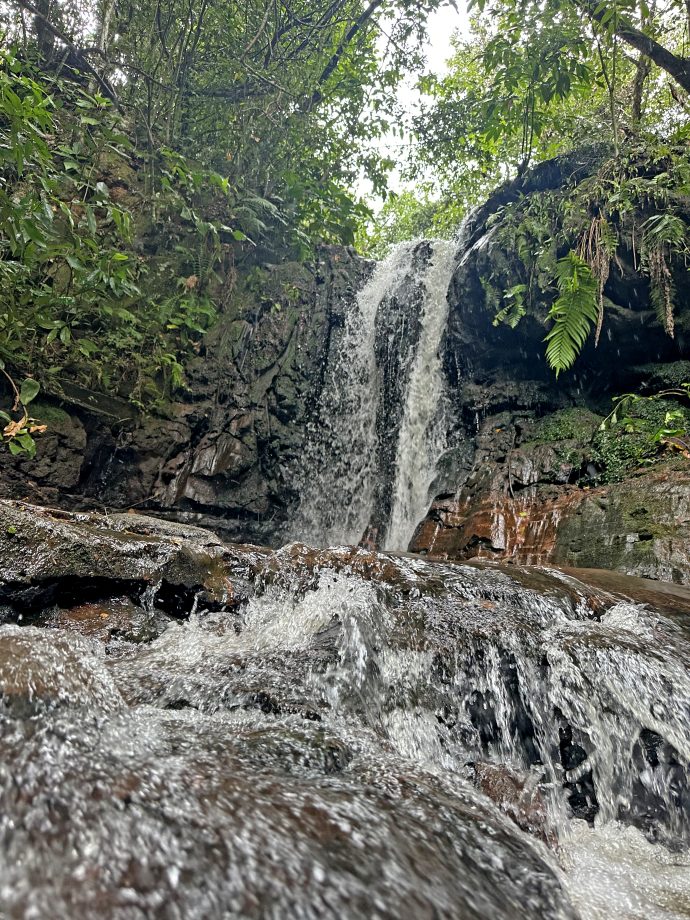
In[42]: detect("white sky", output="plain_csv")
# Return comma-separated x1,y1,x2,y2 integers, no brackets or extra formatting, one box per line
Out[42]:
423,4,470,76
362,3,470,200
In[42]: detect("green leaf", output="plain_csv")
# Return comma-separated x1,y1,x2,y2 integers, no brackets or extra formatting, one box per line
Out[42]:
544,254,599,376
19,378,40,405
65,254,84,271
11,433,37,459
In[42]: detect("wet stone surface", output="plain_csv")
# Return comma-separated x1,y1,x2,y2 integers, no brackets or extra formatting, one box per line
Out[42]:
0,505,689,918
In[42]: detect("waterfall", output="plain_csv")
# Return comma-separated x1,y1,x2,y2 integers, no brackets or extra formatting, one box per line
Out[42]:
384,239,456,550
292,237,457,549
290,242,413,547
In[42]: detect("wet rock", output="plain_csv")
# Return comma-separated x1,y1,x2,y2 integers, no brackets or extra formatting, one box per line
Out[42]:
626,729,690,842
467,761,556,845
412,466,690,584
562,567,690,631
0,509,688,915
0,626,123,716
0,501,259,617
0,708,579,920
44,597,169,645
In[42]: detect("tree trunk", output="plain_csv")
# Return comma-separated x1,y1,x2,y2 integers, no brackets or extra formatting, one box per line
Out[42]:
632,52,651,127
33,0,54,58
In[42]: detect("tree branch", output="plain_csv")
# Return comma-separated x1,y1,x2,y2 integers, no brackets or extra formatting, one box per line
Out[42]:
309,0,385,106
580,0,690,93
9,0,119,103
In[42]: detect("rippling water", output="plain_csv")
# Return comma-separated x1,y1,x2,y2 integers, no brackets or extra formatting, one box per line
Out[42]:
1,546,689,918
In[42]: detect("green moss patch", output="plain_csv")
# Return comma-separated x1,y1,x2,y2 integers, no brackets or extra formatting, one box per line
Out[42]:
530,408,603,444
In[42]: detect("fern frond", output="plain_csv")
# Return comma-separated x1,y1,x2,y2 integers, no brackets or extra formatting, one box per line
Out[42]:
577,215,615,346
493,283,527,329
642,213,687,250
544,253,599,376
648,248,675,338
640,213,686,340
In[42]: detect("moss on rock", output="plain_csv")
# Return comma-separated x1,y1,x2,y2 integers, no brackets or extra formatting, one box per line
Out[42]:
530,408,603,444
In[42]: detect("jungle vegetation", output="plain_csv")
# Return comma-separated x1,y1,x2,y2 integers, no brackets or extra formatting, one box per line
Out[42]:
1,0,690,455
0,0,448,451
365,0,690,374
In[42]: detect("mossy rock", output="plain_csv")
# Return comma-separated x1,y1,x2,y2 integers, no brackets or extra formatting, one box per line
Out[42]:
552,466,690,582
624,396,690,428
530,408,603,445
589,429,656,483
96,149,138,188
31,401,72,426
634,360,690,390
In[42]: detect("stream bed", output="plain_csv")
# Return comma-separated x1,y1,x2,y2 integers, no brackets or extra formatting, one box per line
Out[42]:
0,506,689,918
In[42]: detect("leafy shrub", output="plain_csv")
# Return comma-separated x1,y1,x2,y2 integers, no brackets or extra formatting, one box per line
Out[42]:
592,389,690,481
0,51,242,423
590,427,659,482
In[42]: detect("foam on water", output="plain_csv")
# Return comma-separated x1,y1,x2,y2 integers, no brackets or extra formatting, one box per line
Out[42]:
562,822,690,919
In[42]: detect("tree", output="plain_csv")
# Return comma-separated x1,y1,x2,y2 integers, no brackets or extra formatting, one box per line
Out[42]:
0,0,461,447
363,20,614,254
2,0,449,239
363,0,690,374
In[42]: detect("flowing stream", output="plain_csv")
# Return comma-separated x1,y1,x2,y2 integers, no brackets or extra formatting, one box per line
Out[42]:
1,540,690,919
293,238,456,550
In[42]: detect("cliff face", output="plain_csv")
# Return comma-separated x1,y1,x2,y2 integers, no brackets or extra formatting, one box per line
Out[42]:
411,149,690,582
0,247,371,544
4,148,690,584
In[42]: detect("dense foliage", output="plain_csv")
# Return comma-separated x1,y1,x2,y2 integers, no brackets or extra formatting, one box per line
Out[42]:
0,0,451,451
479,140,690,372
527,384,690,484
0,50,263,453
3,0,448,246
362,0,690,373
373,0,690,239
3,0,690,454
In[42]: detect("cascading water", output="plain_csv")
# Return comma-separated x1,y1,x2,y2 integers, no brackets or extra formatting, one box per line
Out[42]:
290,243,411,547
292,237,457,550
2,538,690,919
384,239,455,550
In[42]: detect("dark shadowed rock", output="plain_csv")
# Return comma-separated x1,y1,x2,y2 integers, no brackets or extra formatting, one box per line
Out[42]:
0,247,373,545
